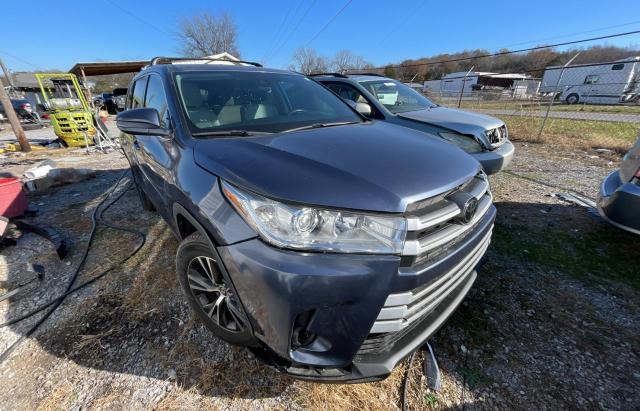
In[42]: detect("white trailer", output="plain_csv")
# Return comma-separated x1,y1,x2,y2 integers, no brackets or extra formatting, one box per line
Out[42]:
540,57,640,104
427,72,536,98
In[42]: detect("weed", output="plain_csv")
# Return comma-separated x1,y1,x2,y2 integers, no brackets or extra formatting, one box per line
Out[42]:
424,392,439,407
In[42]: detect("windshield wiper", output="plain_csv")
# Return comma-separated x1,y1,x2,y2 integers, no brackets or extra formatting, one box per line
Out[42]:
283,121,359,133
192,130,271,137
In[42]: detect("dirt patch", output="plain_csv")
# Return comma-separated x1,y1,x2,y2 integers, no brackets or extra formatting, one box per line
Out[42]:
0,142,638,410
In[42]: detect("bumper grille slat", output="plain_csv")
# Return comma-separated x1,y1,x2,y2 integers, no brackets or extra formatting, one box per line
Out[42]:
370,229,491,333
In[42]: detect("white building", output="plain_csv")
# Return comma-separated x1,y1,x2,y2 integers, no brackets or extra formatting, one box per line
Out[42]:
424,71,539,98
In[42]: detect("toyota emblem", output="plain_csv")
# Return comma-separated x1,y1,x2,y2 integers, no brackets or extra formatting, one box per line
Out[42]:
460,197,479,224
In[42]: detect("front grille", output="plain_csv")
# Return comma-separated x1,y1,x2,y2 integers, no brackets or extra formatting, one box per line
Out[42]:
487,125,507,148
402,171,492,262
360,171,494,351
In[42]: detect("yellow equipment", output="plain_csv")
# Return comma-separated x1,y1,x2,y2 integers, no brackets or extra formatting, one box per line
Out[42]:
35,73,96,147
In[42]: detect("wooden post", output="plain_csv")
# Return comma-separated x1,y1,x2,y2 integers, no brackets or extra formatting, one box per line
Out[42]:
0,59,14,88
0,81,31,152
80,67,94,109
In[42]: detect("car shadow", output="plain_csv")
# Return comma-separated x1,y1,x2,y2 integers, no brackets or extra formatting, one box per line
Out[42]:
0,167,292,400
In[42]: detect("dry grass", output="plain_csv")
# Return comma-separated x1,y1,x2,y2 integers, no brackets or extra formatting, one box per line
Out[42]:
119,221,177,320
457,100,640,114
502,115,637,153
291,367,406,411
35,383,76,411
71,328,116,355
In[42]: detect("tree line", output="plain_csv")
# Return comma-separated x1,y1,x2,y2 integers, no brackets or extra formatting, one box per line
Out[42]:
375,45,640,81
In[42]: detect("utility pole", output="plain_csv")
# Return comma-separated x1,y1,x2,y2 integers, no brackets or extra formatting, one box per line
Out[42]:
0,76,30,152
538,52,581,140
0,58,14,88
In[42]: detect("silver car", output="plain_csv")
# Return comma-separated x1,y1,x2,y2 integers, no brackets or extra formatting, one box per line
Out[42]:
314,73,514,174
598,135,640,235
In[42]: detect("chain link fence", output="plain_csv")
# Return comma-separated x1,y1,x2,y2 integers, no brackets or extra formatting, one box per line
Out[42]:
419,58,640,153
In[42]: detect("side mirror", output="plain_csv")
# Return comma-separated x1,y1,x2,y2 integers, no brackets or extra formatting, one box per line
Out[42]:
355,102,372,117
116,108,170,136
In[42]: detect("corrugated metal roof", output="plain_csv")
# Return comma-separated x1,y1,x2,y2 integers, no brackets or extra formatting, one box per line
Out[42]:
68,60,149,77
68,53,244,76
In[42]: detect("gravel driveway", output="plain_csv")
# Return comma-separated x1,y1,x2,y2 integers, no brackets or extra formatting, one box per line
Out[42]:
0,141,638,410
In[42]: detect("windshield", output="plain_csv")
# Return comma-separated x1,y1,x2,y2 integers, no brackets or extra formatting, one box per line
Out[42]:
359,79,436,114
175,71,361,135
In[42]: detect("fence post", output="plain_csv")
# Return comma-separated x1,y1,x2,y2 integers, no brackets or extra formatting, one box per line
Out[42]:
457,66,474,108
537,53,580,140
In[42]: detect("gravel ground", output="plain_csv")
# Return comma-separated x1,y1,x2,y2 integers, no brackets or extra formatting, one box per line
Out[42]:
0,137,638,410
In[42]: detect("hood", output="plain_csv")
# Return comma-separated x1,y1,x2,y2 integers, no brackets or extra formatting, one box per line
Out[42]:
194,121,480,213
397,106,504,137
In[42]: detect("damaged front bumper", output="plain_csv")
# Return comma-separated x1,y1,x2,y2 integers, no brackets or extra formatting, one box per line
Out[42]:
472,140,515,175
216,205,496,382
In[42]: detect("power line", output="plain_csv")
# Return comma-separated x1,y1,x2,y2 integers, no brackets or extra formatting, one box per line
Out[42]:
105,0,174,37
0,50,39,70
492,19,640,50
379,0,427,46
261,1,301,61
356,29,640,71
268,0,318,61
305,0,353,46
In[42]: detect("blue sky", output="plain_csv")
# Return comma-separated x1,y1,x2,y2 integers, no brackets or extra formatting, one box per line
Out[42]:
1,0,639,72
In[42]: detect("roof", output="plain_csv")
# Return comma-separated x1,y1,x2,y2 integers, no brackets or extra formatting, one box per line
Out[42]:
68,60,149,77
443,71,495,78
441,71,530,80
156,64,292,75
545,56,640,70
68,53,247,77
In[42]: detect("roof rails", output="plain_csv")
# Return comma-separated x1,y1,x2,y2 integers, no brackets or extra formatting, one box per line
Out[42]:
346,72,385,77
149,56,263,67
308,72,348,78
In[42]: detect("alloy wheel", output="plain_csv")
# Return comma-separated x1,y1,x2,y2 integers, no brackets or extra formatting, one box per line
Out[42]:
186,256,246,332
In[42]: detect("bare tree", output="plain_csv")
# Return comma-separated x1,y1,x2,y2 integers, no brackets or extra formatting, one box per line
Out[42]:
289,47,328,74
331,49,372,73
178,12,240,57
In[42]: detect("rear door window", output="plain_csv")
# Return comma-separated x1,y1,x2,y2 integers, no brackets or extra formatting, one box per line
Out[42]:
130,77,148,109
144,75,170,128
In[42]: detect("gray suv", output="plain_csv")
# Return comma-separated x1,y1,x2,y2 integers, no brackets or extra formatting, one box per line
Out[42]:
116,58,496,382
313,73,514,174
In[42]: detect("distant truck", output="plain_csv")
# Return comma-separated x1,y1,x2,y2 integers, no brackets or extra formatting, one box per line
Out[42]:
540,57,640,104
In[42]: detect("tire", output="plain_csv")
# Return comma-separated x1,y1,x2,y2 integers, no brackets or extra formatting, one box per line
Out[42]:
566,93,579,104
176,232,254,346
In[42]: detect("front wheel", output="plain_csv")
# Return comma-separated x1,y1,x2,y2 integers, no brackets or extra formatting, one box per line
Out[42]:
176,232,254,346
565,93,579,104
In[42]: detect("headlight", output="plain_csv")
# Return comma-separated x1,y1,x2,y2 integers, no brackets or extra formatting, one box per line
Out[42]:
439,132,483,153
222,181,406,254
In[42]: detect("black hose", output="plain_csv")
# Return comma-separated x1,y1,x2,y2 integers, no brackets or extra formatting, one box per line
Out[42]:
0,171,146,364
402,349,419,411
